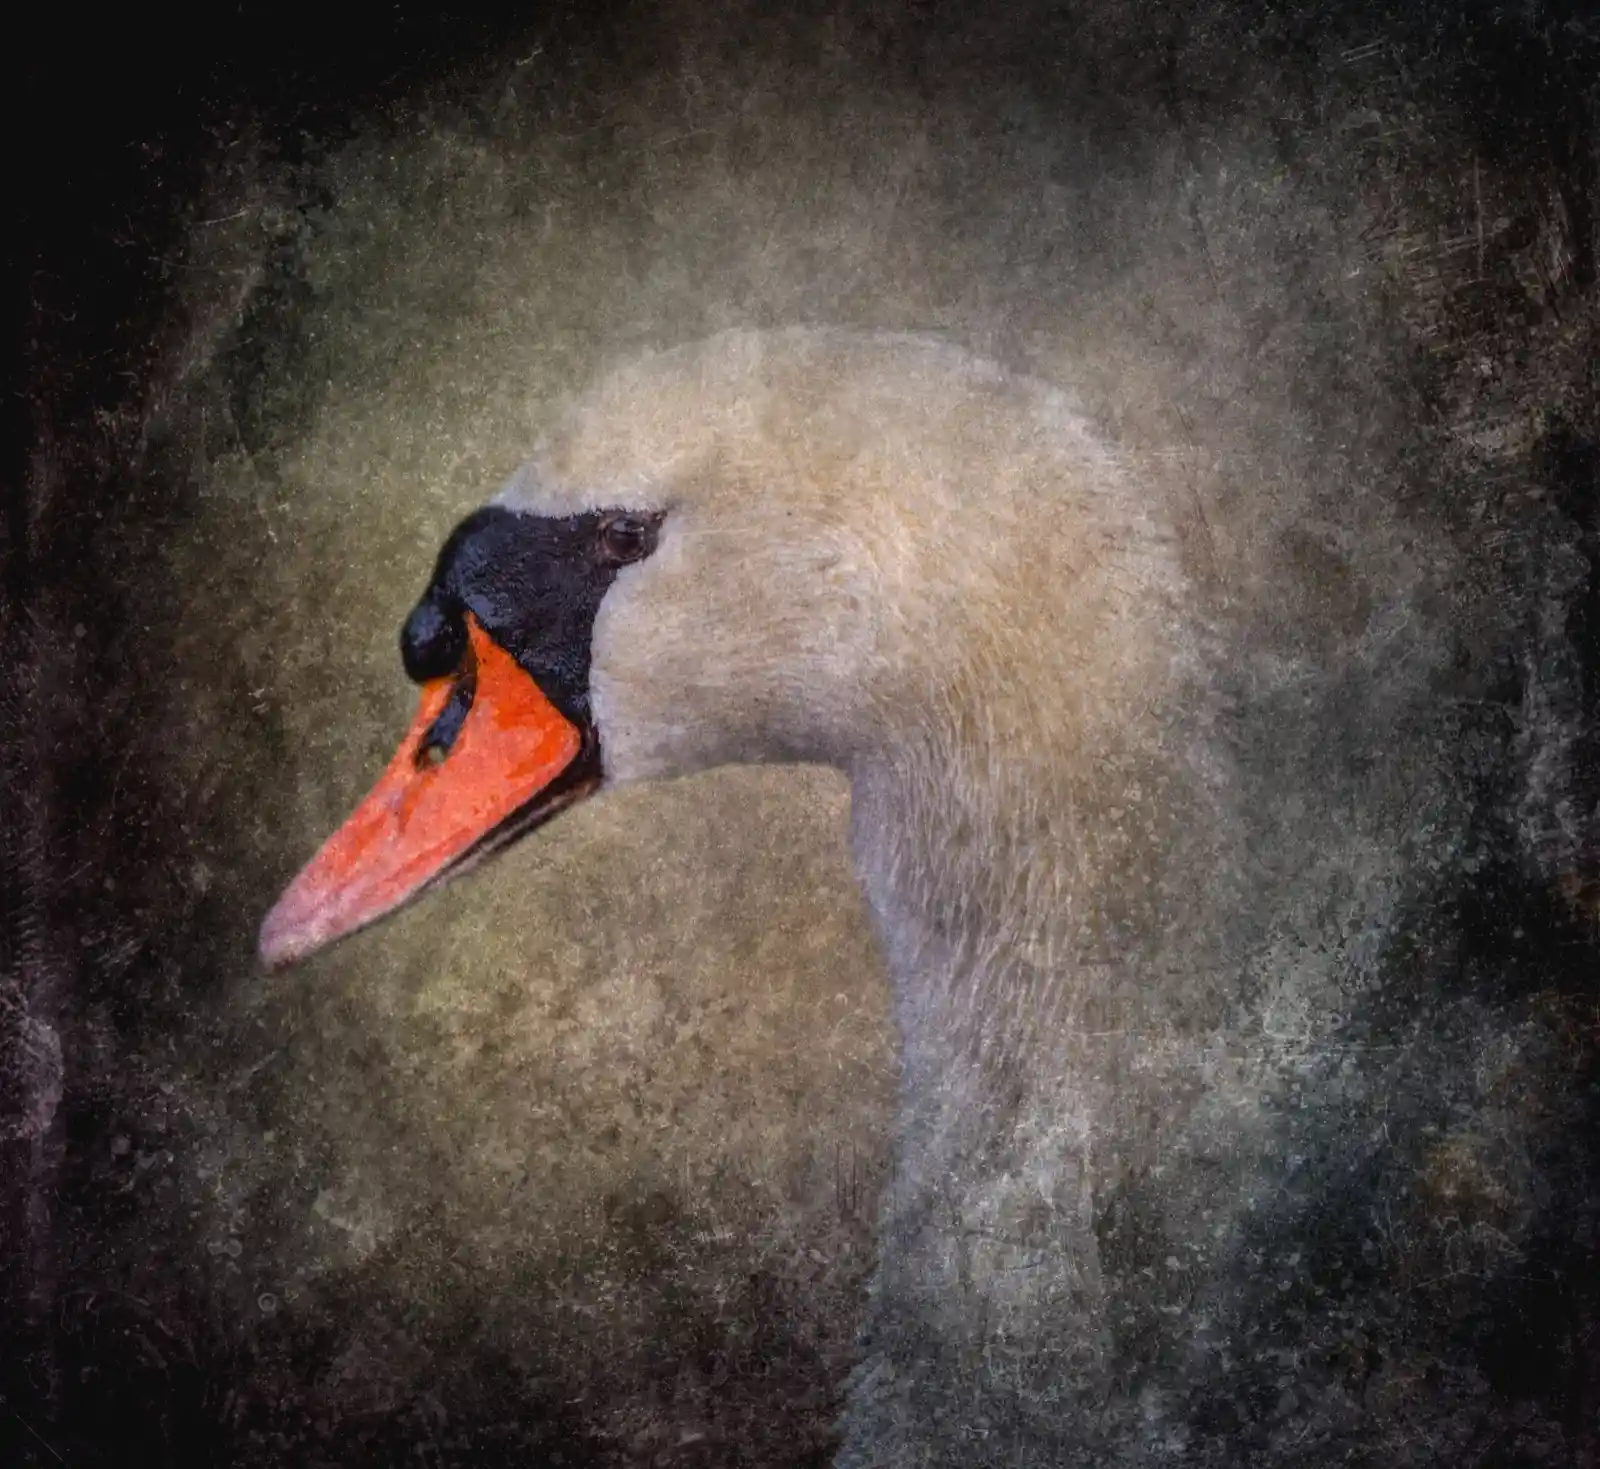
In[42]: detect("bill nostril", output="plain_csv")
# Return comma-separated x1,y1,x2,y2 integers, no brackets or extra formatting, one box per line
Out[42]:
416,670,477,768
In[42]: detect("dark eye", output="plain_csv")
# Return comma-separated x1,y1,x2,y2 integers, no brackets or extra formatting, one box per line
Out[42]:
599,513,658,566
400,597,467,683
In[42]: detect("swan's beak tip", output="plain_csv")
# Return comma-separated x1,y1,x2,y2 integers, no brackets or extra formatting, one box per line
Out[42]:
256,932,297,972
256,927,295,973
256,887,325,971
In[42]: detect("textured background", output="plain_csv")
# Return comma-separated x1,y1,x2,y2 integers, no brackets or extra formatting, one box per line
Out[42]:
4,1,1598,1464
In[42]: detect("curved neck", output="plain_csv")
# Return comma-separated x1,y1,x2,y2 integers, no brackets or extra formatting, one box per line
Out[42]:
844,575,1229,1137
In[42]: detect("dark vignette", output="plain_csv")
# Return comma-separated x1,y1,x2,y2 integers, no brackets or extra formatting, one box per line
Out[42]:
4,2,1597,1465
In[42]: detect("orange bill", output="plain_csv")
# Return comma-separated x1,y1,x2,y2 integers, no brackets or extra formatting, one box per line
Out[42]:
259,614,587,969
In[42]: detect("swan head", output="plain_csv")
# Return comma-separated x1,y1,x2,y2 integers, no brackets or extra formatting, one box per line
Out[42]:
258,331,910,968
259,328,1181,969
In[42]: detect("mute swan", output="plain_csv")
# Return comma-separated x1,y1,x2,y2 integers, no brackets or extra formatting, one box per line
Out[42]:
258,327,1412,1463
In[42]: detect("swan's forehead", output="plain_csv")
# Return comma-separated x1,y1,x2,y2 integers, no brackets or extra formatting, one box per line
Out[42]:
492,388,745,521
493,461,672,520
491,426,784,531
489,326,1068,528
491,329,901,524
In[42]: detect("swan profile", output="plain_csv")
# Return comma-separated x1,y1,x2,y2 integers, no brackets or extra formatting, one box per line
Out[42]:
260,328,1325,1462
